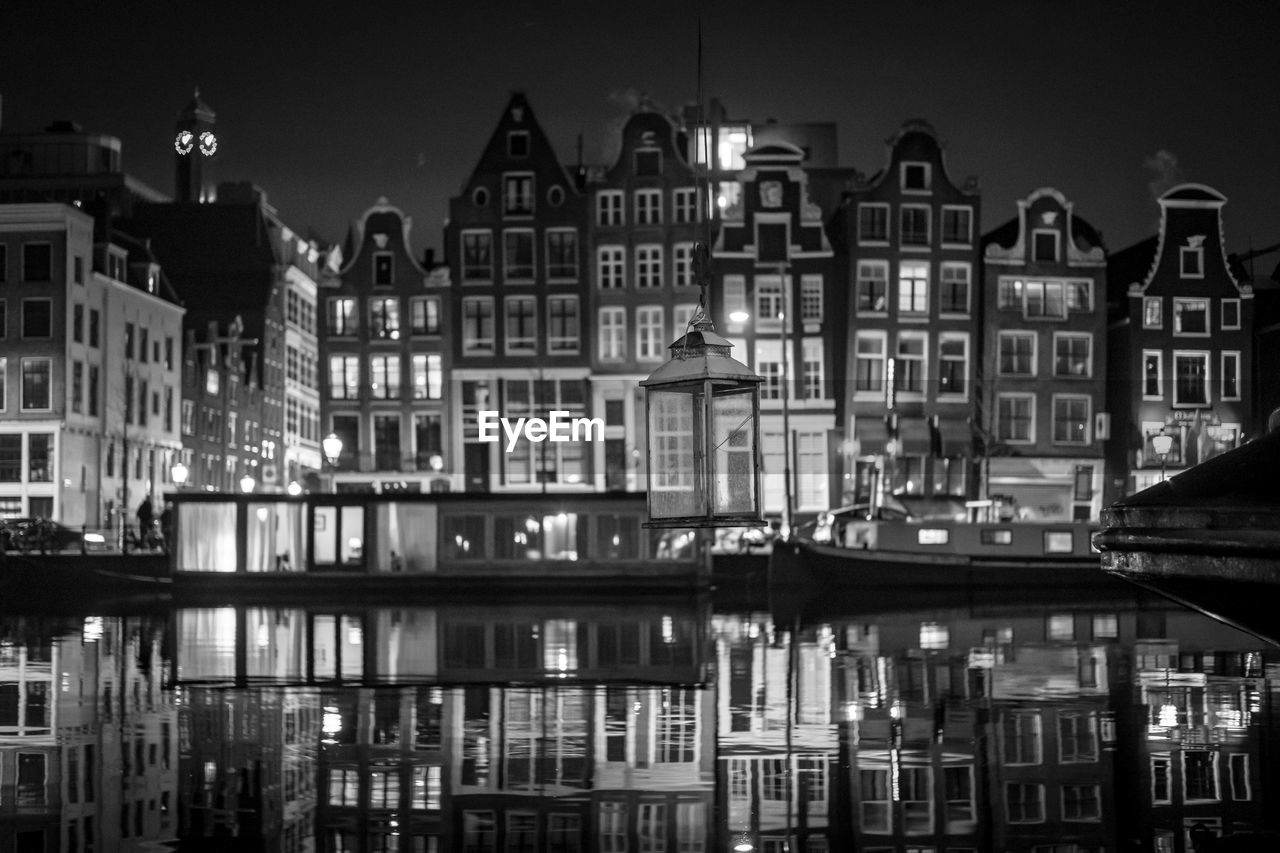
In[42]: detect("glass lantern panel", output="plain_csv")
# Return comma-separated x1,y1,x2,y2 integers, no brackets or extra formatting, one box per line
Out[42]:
711,389,757,515
648,389,703,519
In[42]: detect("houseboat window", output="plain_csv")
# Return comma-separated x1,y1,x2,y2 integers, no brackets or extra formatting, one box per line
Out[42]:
441,515,487,560
494,513,582,561
917,528,949,546
313,505,365,567
1044,530,1074,554
596,514,642,560
176,503,237,572
651,528,697,561
246,503,307,572
372,503,435,572
981,529,1013,545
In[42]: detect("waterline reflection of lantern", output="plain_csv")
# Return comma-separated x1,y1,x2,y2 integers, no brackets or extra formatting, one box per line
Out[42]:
641,308,763,527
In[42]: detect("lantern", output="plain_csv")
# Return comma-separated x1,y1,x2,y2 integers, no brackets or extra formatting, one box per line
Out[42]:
641,310,763,527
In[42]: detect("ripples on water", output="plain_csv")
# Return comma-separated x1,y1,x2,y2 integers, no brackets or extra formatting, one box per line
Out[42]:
0,577,1274,851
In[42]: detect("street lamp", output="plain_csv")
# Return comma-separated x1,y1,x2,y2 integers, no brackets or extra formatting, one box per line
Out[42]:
1152,432,1174,483
322,432,344,468
239,474,256,494
171,461,189,490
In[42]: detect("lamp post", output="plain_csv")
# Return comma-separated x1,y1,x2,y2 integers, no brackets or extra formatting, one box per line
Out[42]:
322,432,344,493
729,262,795,541
1152,432,1174,483
239,474,256,494
171,461,189,491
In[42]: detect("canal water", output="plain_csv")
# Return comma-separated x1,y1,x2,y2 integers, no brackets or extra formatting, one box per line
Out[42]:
0,572,1274,852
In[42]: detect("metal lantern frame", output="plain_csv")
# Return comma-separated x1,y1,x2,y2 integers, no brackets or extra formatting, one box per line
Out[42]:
641,319,765,528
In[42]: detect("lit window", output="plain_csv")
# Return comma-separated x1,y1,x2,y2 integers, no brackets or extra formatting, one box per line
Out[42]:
503,173,534,216
636,306,664,361
802,338,824,400
1024,280,1066,319
413,354,442,400
597,246,625,289
755,276,783,326
1143,351,1162,398
998,278,1024,309
800,276,823,321
635,245,663,288
895,332,926,394
1054,334,1091,377
1067,280,1092,311
898,261,929,314
369,355,401,399
920,621,949,648
598,308,625,361
854,333,885,394
1143,297,1163,328
856,261,888,313
410,296,440,335
328,355,359,400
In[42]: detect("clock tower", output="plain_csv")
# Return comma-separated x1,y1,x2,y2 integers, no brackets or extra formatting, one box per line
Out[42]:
174,89,217,202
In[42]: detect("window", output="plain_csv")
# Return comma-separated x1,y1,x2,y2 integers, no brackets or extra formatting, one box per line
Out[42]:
1144,296,1163,328
1067,280,1092,311
802,338,824,400
507,130,529,157
1053,396,1090,444
938,334,968,396
125,322,135,359
547,296,579,353
1152,755,1172,803
328,297,357,335
1003,712,1042,764
328,355,359,400
410,296,440,335
996,277,1022,309
1222,298,1241,329
462,297,495,354
462,230,493,281
723,276,746,325
1173,298,1209,335
1059,712,1099,763
1143,351,1163,398
756,337,782,400
23,243,52,281
413,354,443,400
599,308,625,361
1230,753,1251,801
1184,750,1218,801
674,188,697,223
896,332,926,394
72,303,83,343
504,296,537,354
1054,334,1091,376
673,303,697,339
139,328,149,363
800,276,823,322
503,173,534,215
1062,784,1100,820
673,243,694,287
634,147,662,175
999,332,1035,376
1024,280,1066,319
22,299,51,338
597,246,625,289
0,245,5,281
1181,244,1204,278
1222,351,1240,400
901,161,931,192
1032,229,1059,262
860,767,891,832
1091,614,1118,639
369,297,400,339
858,203,889,243
941,205,973,245
939,263,969,314
88,365,98,416
72,361,83,413
545,229,578,279
637,307,664,361
898,261,929,314
1173,352,1209,405
1006,782,1044,823
22,358,51,410
900,205,930,247
998,394,1034,443
369,355,401,399
755,276,783,325
854,333,885,393
636,245,662,288
856,261,888,313
504,229,535,280
597,190,624,226
373,251,393,285
635,189,662,225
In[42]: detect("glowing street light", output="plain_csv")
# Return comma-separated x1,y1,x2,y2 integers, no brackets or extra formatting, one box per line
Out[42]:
239,474,256,494
1152,432,1174,483
171,461,189,489
322,432,344,467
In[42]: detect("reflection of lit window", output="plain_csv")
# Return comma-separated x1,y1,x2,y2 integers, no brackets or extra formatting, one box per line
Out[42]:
542,620,578,673
919,622,949,648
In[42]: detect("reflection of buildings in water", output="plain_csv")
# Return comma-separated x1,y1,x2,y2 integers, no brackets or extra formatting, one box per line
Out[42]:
0,617,175,850
711,604,1276,852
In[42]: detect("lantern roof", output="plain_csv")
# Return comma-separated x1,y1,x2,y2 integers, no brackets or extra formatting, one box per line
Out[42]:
640,312,761,387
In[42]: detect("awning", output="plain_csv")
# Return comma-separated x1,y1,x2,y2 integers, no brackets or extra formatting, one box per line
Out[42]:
898,418,932,455
853,416,889,455
937,419,973,457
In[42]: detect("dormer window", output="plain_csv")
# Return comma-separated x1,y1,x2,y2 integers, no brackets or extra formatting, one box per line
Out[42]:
503,173,534,216
1032,230,1059,263
507,131,530,158
901,162,931,193
1180,245,1204,278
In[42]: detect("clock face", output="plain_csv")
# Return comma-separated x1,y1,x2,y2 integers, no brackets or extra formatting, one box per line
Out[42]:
199,131,218,156
174,130,194,155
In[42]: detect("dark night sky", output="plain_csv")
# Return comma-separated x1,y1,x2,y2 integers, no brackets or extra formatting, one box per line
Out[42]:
7,1,1280,260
